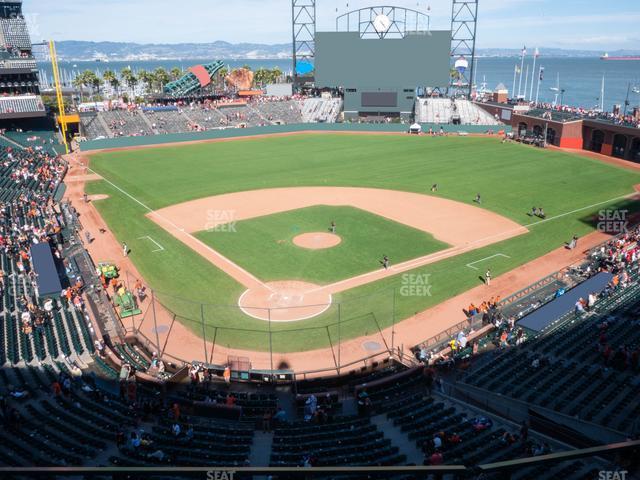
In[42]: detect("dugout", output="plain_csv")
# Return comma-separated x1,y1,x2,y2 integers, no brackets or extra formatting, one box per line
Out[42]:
30,242,63,298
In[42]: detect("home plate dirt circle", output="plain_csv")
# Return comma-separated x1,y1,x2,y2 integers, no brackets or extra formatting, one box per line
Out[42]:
238,281,332,322
293,232,342,250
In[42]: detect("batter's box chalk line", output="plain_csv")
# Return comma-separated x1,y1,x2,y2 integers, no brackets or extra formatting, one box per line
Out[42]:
466,253,511,270
137,236,165,253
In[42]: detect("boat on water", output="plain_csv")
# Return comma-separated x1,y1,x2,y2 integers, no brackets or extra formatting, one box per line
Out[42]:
600,53,640,61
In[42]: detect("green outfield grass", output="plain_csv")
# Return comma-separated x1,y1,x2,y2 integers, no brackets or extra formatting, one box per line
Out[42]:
195,205,449,284
85,134,640,352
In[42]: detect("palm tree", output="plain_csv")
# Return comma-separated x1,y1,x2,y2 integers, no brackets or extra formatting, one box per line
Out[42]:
90,74,104,99
215,67,228,88
136,69,153,94
120,67,138,99
154,67,170,92
102,69,119,97
270,67,282,84
254,68,268,87
170,67,182,81
72,71,87,102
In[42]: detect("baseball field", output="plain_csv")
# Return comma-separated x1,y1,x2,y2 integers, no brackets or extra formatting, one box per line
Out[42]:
83,133,640,352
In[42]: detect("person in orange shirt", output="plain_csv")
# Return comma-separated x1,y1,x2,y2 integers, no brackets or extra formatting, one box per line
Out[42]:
500,331,508,347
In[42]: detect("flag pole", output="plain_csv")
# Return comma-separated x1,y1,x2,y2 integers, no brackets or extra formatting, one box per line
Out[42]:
524,65,530,101
529,48,538,100
535,66,543,104
512,64,518,100
517,47,526,98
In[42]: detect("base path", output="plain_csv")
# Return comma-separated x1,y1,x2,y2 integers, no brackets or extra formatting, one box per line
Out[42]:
149,187,528,320
67,136,635,376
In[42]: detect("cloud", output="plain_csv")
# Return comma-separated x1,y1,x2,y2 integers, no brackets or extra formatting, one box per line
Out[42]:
22,0,640,50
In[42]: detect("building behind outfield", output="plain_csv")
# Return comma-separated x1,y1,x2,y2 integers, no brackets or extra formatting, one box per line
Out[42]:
315,29,451,122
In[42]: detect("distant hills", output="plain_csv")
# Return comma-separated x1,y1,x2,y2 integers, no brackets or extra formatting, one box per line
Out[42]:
52,40,640,61
54,41,291,61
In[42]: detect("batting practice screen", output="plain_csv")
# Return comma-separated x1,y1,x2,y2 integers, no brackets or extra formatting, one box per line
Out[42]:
314,31,451,89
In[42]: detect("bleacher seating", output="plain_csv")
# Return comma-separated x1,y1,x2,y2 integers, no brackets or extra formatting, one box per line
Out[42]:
301,97,342,123
101,109,153,137
3,128,61,155
271,417,405,466
0,17,32,50
461,274,640,435
80,113,111,140
0,95,45,115
415,97,501,126
80,97,344,140
0,119,633,478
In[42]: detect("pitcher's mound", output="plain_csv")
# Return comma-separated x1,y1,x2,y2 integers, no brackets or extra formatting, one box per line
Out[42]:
239,281,332,322
293,232,341,250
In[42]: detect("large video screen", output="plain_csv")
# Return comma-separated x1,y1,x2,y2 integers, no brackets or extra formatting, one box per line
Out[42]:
361,92,398,107
315,31,451,89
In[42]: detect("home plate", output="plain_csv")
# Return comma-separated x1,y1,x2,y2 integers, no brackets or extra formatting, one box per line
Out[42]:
238,280,332,322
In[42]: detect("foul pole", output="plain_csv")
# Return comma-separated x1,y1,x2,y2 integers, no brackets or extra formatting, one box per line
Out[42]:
48,40,69,154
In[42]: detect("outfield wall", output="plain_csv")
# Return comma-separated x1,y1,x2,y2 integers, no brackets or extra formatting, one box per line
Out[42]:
79,123,509,152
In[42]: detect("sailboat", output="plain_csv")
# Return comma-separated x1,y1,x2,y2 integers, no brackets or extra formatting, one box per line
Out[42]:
601,52,640,61
478,75,491,96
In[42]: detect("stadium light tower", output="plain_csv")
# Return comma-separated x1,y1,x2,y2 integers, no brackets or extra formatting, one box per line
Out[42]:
292,0,316,90
450,0,479,97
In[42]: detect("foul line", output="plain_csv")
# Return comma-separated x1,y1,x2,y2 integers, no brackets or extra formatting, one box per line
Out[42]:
75,160,273,293
138,236,165,253
521,193,635,228
307,190,638,295
77,157,638,300
466,253,511,271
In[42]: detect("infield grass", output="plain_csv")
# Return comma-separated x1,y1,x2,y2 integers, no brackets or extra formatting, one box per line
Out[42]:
85,134,640,352
195,205,449,284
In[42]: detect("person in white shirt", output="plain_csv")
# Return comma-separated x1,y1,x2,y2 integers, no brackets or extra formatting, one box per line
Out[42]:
587,292,597,310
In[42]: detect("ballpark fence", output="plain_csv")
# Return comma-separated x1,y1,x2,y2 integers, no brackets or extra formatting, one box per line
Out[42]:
79,122,509,151
120,275,402,376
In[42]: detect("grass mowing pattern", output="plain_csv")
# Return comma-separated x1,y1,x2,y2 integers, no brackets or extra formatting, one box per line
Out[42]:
195,205,449,284
85,135,640,351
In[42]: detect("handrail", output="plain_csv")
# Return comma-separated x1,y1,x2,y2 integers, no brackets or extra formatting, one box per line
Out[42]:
1,439,638,476
478,440,640,472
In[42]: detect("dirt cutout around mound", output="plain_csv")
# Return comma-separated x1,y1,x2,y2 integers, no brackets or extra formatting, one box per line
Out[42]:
67,134,636,375
293,232,342,250
148,187,528,321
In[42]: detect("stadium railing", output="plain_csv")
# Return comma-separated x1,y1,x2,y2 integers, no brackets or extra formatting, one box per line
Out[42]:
0,439,637,478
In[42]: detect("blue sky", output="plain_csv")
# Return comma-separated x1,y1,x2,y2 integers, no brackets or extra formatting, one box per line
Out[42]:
23,0,640,50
